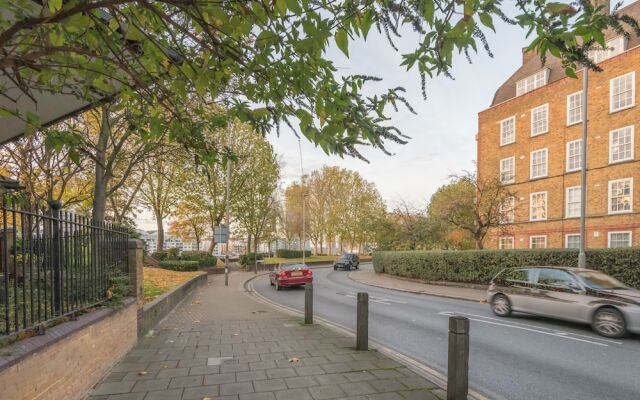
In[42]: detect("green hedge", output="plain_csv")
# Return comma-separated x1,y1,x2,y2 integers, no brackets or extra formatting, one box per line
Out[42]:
276,249,312,258
158,260,200,271
180,251,217,267
373,248,640,288
240,252,264,266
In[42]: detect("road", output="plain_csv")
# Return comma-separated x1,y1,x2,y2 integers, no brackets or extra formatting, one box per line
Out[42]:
249,264,640,400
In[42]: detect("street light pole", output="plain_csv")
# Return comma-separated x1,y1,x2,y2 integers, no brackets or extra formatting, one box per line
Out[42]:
225,123,232,286
578,65,589,270
299,139,306,265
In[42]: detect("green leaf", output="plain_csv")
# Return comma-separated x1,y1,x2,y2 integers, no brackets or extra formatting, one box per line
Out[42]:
285,0,302,15
48,0,62,13
423,0,435,24
275,0,287,15
565,67,577,79
479,13,495,32
361,10,375,40
335,29,349,57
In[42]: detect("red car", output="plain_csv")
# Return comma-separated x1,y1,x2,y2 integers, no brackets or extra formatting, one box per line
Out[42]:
269,263,312,290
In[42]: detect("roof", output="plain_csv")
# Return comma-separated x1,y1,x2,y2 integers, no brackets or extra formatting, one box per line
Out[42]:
490,1,640,106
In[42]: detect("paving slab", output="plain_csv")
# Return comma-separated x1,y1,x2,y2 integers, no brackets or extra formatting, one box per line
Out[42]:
87,272,445,400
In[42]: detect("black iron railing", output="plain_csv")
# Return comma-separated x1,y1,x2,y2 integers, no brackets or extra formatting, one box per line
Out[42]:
0,196,129,337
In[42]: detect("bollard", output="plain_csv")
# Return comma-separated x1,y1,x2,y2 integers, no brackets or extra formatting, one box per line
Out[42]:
224,254,229,287
447,316,470,400
356,292,369,350
304,283,313,324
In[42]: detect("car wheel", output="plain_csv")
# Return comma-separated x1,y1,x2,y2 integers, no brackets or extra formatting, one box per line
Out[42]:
592,307,627,338
275,280,282,291
491,294,511,317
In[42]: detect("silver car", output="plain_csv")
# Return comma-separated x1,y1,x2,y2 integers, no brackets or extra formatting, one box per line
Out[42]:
487,266,640,338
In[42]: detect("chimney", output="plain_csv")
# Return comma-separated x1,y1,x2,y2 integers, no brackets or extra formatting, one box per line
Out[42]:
592,0,610,14
522,48,536,65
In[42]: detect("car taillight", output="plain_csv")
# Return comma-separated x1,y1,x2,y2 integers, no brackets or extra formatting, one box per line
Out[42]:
279,271,287,277
305,269,312,276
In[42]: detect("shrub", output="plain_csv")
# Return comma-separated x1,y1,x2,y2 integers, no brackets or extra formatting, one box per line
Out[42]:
180,251,217,267
166,247,180,259
276,249,312,258
240,252,263,266
372,248,640,288
151,250,168,261
158,260,199,271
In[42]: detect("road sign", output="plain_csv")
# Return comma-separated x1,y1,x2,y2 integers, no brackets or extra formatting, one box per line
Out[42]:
214,225,229,243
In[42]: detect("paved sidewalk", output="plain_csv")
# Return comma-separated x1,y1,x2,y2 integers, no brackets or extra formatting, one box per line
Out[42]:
349,270,486,302
87,272,444,400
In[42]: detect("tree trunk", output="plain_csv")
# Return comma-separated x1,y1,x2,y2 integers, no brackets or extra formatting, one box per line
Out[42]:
156,214,164,252
92,105,110,222
247,236,252,254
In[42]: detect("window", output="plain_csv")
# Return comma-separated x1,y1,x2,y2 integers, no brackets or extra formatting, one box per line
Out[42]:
516,69,549,96
608,178,633,214
499,237,514,250
529,235,547,249
530,192,547,221
500,157,515,184
505,269,532,283
591,36,627,64
537,268,574,286
565,234,581,249
566,139,582,172
566,91,583,125
610,72,635,112
530,104,548,136
499,197,515,224
500,116,515,146
530,148,548,179
608,231,632,248
565,186,581,218
609,126,634,163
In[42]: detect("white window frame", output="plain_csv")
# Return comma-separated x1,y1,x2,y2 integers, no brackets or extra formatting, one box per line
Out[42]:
529,235,547,249
591,36,627,64
566,139,582,172
610,71,635,113
608,231,632,248
609,126,634,164
500,116,516,146
530,104,549,137
500,157,515,184
530,191,548,221
499,196,515,224
499,236,515,250
530,148,548,179
566,91,583,126
565,234,581,249
516,69,549,96
565,186,581,218
608,178,633,214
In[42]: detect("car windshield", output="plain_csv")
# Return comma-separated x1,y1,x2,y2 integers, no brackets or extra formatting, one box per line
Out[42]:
576,271,628,290
280,263,306,271
338,255,351,261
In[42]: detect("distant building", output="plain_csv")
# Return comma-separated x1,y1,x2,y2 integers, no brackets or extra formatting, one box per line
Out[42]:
138,230,202,253
477,1,639,249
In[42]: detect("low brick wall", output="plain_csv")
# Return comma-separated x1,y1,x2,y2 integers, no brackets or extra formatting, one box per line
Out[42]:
0,299,137,400
137,272,208,337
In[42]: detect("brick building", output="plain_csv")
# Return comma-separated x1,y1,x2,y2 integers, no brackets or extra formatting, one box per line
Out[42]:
477,1,640,250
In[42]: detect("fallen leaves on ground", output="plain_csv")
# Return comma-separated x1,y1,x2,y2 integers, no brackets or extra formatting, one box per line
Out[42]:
143,267,204,303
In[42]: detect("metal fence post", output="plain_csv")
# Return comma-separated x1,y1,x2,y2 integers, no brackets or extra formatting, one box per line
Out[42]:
48,200,63,316
356,292,368,350
447,316,470,400
304,282,313,324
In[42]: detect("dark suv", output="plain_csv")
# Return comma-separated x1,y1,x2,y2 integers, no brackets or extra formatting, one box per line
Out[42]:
333,253,360,271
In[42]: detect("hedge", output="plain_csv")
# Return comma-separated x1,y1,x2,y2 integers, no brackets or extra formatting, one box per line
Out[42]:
240,252,264,266
372,248,640,288
180,251,217,267
158,260,200,271
276,249,312,258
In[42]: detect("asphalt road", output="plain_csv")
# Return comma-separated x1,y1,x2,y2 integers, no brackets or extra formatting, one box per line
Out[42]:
249,264,640,400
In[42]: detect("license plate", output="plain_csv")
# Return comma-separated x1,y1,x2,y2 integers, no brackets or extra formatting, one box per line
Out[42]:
291,271,303,276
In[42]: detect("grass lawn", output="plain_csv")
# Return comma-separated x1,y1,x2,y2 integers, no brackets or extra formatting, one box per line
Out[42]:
143,267,205,304
264,255,372,265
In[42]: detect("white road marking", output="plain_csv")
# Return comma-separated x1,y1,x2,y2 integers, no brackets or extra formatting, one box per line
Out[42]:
438,311,622,347
336,291,407,305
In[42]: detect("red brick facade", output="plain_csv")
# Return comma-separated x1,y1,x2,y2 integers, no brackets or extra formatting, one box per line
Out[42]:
477,47,640,250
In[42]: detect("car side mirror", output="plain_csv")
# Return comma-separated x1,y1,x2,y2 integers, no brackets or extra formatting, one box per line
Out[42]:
565,282,583,292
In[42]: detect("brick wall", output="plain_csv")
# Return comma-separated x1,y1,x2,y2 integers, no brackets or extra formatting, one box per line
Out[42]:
0,302,137,400
478,47,640,249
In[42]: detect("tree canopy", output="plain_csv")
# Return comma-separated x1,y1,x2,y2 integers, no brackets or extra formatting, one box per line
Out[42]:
2,0,638,162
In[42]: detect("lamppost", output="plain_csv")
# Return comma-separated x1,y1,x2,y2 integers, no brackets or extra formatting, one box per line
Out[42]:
225,122,232,285
578,65,588,270
298,139,307,265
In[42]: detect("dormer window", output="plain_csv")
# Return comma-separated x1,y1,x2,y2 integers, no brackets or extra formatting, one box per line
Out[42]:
516,69,549,96
590,36,627,63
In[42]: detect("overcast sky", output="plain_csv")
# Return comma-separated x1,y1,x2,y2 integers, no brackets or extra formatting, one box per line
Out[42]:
137,2,636,230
